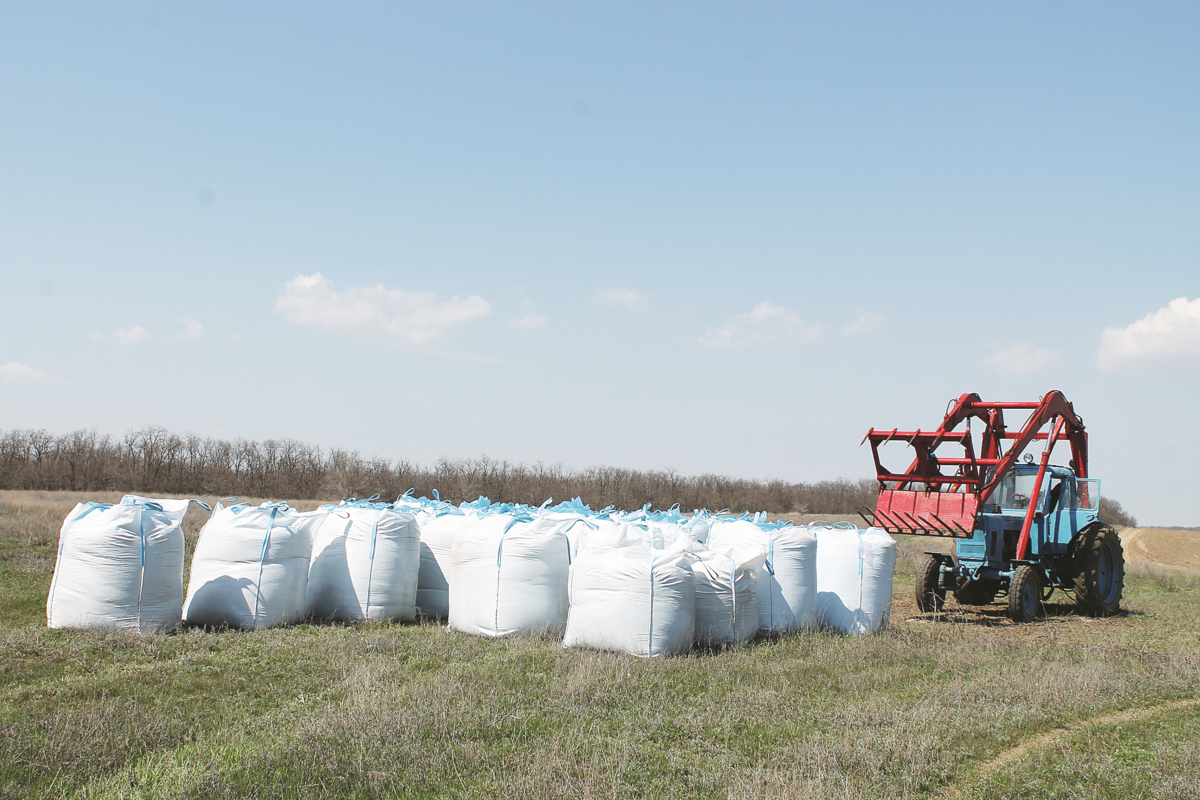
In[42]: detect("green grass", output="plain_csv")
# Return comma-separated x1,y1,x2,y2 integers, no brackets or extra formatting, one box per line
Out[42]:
966,706,1200,799
2,492,1199,799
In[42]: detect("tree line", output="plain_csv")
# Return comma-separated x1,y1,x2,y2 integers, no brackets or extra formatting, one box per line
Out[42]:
0,426,1137,525
0,427,879,515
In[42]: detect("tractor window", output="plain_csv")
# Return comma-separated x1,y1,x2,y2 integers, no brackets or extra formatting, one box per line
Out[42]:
1062,479,1078,509
1077,479,1100,511
996,473,1044,512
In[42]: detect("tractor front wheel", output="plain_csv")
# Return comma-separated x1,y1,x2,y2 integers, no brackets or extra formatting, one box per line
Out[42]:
1070,523,1125,616
1008,565,1044,622
915,555,946,613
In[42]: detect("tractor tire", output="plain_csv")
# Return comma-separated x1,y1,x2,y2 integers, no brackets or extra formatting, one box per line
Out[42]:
953,576,1000,606
1008,564,1044,623
915,555,946,613
1068,523,1125,616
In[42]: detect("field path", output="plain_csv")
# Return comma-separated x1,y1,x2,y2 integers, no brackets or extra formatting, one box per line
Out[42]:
936,696,1200,798
1119,528,1200,573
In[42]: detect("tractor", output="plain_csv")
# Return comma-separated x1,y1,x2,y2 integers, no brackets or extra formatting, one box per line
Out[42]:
859,391,1124,622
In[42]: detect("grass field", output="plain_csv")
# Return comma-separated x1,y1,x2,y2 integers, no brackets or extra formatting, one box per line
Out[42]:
2,491,1198,799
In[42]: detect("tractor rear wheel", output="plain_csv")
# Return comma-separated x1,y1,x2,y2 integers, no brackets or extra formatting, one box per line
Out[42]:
1069,523,1125,616
953,576,1000,606
915,555,946,613
1008,565,1044,622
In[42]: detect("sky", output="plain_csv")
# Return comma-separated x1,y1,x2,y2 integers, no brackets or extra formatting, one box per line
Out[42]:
1,2,1198,525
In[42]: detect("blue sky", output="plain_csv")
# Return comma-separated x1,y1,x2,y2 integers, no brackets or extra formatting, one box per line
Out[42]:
2,2,1198,524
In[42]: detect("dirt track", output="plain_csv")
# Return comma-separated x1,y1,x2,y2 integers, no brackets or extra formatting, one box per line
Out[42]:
1119,527,1200,574
936,696,1200,798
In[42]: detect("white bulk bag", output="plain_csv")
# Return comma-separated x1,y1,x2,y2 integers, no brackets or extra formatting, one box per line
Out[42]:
563,543,697,657
691,545,765,647
570,516,625,556
183,501,320,630
608,521,652,549
448,515,572,638
609,510,680,550
415,510,476,619
708,520,818,633
47,496,208,631
306,504,420,621
682,516,712,546
537,512,612,559
645,520,682,550
815,525,897,634
608,521,676,551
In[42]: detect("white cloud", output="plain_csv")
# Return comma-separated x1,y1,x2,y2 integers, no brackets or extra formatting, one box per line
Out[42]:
592,287,650,312
178,316,207,340
275,272,491,345
981,342,1059,376
0,362,54,384
841,309,885,338
91,324,153,345
509,310,547,330
698,301,824,350
1097,297,1200,371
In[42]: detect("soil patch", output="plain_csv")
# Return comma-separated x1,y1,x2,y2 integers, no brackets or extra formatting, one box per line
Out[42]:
1119,528,1200,574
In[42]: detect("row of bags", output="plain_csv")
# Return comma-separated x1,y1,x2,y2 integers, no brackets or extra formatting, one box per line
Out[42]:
45,494,897,654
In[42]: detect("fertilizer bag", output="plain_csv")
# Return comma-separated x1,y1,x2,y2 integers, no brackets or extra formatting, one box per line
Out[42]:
448,515,572,637
691,544,765,647
183,501,320,629
415,510,477,619
815,525,897,634
563,542,697,657
536,511,621,560
306,504,421,621
707,520,818,633
47,495,208,631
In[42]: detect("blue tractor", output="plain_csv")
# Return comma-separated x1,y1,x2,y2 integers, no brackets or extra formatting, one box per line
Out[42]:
861,391,1125,622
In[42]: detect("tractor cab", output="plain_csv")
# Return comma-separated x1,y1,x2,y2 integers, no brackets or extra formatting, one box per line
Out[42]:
962,464,1103,575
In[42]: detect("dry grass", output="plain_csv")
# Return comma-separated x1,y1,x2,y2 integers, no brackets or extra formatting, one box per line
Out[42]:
1,491,1198,799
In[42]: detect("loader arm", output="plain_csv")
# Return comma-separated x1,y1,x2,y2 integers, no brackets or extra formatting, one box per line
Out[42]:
860,390,1088,538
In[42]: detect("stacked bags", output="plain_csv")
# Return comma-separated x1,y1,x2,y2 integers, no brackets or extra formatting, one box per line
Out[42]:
183,496,425,628
558,508,896,651
706,516,819,633
46,490,898,649
551,504,768,654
